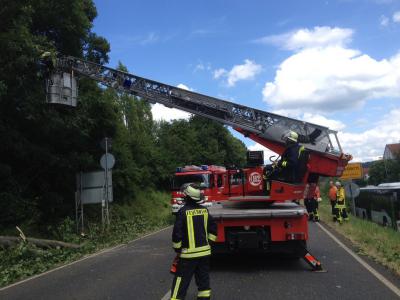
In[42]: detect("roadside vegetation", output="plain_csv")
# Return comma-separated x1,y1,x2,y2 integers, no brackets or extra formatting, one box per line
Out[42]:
318,154,400,277
0,191,173,287
319,200,400,276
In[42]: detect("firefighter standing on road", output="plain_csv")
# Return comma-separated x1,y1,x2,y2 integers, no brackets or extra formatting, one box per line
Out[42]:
335,181,349,223
312,185,321,222
170,183,217,300
304,185,321,222
328,181,338,221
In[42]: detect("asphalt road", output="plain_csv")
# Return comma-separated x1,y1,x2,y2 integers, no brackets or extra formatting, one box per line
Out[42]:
1,222,400,300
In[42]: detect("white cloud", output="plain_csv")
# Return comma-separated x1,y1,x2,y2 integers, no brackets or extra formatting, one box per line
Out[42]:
248,110,400,162
214,59,262,87
139,32,159,45
177,83,192,91
255,26,353,50
253,26,400,163
380,15,389,26
151,104,191,122
195,64,205,71
248,143,279,164
213,68,227,79
151,83,192,121
301,113,346,131
339,109,400,162
261,26,400,112
194,62,212,72
393,11,400,23
270,109,346,131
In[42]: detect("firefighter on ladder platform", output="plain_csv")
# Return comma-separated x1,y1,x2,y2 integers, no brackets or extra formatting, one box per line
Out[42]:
335,181,349,223
265,130,305,184
170,183,217,300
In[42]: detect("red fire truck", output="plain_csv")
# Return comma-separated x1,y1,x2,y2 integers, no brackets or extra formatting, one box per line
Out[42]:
46,55,352,270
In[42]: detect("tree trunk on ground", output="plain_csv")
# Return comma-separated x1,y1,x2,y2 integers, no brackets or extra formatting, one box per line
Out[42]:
0,236,83,249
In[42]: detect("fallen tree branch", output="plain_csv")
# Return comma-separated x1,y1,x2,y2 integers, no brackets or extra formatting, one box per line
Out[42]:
0,236,83,249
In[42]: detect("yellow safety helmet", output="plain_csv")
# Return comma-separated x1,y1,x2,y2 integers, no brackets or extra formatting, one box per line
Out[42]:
181,183,202,202
282,130,298,143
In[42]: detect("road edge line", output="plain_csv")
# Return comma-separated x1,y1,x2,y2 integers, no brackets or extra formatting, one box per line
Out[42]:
316,222,400,297
0,225,172,292
161,290,171,300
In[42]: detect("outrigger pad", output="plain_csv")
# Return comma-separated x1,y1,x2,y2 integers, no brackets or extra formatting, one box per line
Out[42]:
303,252,327,272
295,242,327,272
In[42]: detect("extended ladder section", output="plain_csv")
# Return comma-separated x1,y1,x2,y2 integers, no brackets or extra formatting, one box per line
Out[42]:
49,56,344,157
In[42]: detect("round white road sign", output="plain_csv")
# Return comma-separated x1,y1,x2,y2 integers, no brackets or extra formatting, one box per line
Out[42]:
100,153,115,170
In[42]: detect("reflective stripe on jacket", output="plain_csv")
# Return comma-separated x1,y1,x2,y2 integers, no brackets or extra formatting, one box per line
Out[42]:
172,202,217,259
336,187,345,202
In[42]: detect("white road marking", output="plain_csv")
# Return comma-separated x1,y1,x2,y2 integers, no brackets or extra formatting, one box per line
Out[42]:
161,223,400,299
0,226,172,291
161,290,171,300
316,222,400,297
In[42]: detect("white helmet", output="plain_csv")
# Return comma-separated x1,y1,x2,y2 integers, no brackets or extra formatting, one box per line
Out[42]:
181,183,203,202
335,181,341,187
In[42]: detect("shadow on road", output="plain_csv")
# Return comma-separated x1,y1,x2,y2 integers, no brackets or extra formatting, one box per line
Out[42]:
210,253,308,273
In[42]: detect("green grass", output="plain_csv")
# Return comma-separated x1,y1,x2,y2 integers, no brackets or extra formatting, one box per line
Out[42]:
0,190,173,288
318,199,400,276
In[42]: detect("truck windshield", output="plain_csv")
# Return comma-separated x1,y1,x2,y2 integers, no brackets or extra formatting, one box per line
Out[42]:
172,174,210,190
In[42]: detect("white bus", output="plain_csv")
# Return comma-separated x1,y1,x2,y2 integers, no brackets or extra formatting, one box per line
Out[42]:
355,183,400,231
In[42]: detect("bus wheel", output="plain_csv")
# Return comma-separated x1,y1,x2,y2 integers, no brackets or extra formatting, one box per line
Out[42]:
383,216,388,227
362,212,366,219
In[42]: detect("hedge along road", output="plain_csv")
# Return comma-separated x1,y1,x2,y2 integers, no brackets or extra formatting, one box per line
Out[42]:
1,223,400,300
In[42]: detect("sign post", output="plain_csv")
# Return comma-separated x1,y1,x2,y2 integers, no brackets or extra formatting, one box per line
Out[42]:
344,182,360,216
76,171,113,234
340,163,363,217
100,137,115,228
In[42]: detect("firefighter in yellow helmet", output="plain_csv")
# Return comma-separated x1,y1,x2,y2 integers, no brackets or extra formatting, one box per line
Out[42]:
271,130,305,182
170,183,217,300
335,181,349,223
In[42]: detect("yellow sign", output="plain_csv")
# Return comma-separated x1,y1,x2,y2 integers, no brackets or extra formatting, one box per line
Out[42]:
340,163,363,180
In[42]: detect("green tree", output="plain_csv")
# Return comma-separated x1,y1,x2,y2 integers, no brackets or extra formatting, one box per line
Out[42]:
0,0,109,228
154,116,247,188
368,156,400,185
0,0,250,233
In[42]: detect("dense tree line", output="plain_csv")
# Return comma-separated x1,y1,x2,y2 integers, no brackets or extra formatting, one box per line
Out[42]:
368,156,400,185
0,1,247,230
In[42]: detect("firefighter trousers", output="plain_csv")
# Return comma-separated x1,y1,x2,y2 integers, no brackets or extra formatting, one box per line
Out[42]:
313,199,320,221
335,201,349,223
304,198,319,221
170,256,211,300
330,201,337,219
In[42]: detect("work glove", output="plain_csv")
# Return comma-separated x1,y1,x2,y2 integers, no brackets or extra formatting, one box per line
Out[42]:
278,160,287,168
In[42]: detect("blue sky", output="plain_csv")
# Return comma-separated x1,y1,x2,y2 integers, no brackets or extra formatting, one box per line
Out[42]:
93,0,400,162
